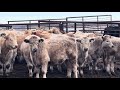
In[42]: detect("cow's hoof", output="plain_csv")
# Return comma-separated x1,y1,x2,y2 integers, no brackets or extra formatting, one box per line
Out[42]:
111,72,116,76
66,76,71,78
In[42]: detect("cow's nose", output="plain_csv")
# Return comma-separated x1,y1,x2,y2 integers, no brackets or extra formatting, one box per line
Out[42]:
15,45,18,48
33,48,37,52
13,45,18,49
84,48,88,51
112,45,114,48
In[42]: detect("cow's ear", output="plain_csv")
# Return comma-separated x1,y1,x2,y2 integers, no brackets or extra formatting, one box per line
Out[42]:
102,36,105,41
0,33,6,38
76,39,81,43
39,39,44,43
109,35,112,38
32,31,36,35
24,39,30,43
89,38,95,42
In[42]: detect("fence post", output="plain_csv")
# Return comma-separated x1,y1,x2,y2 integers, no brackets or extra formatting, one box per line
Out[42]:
97,16,99,30
27,25,29,30
59,22,64,33
74,23,76,33
29,21,31,29
82,17,85,33
38,21,40,28
8,21,10,30
66,18,68,33
49,20,50,29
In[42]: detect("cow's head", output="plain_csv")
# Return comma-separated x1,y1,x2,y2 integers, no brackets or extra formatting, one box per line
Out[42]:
102,35,111,41
76,37,95,52
24,35,44,53
4,33,18,49
102,35,114,49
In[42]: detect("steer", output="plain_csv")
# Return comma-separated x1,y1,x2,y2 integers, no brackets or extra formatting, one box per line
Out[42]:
20,35,50,78
76,37,95,77
0,32,18,76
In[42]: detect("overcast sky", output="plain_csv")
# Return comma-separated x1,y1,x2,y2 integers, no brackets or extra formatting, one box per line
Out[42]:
0,12,120,23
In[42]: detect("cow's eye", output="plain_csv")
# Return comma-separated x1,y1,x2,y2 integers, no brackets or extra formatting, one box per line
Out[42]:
0,65,2,69
9,38,12,41
29,42,33,44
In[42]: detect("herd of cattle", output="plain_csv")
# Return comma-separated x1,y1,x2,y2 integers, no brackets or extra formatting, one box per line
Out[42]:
0,27,120,78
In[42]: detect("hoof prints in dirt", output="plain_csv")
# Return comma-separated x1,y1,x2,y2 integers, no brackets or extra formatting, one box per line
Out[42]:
0,63,120,78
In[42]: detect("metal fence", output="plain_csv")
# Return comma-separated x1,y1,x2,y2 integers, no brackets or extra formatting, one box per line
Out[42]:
0,15,120,37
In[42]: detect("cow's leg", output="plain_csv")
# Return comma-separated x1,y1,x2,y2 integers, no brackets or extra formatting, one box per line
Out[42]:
41,62,48,78
66,60,72,78
94,58,101,75
49,65,54,72
79,66,84,77
110,62,115,75
26,59,33,78
10,49,17,72
110,56,115,76
81,57,88,68
95,58,102,71
57,64,62,72
36,73,39,78
5,50,15,76
72,63,78,78
25,59,33,77
88,61,93,70
79,57,88,77
35,72,40,78
105,57,111,76
102,54,107,72
70,55,78,78
92,59,96,76
106,63,111,75
34,66,40,78
77,60,84,77
28,65,33,77
0,62,3,76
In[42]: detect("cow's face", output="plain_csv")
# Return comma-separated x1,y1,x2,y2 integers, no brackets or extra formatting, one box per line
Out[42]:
76,37,95,52
102,39,114,49
4,33,18,49
102,35,114,48
102,35,111,41
24,35,44,53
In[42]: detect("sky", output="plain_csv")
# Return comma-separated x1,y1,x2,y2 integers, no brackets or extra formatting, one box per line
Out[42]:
0,12,120,24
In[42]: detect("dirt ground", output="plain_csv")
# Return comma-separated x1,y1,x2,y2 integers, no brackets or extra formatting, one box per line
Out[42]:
1,60,120,78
